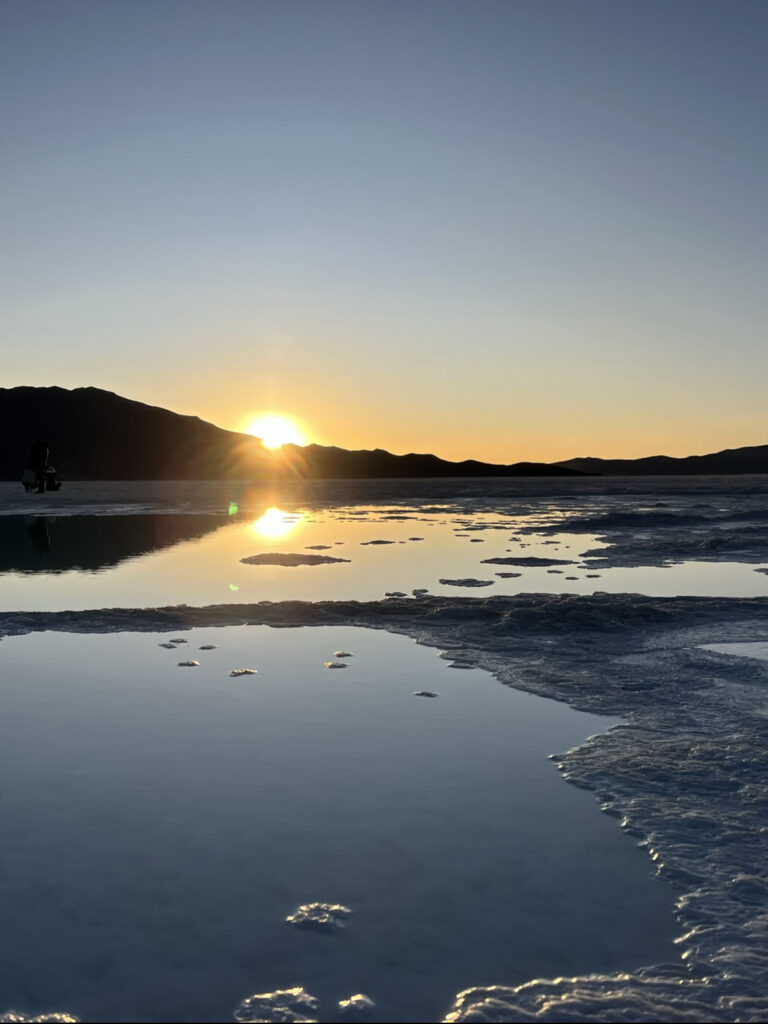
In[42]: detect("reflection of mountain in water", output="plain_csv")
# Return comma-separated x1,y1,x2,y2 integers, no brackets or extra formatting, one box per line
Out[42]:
0,514,230,573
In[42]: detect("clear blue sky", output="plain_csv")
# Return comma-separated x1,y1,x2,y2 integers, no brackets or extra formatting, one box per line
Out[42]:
2,0,766,461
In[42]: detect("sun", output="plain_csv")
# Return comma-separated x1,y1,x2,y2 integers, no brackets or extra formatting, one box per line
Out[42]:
244,414,307,450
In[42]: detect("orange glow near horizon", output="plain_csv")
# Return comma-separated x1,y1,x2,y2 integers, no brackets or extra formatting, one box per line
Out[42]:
205,399,768,466
243,414,308,450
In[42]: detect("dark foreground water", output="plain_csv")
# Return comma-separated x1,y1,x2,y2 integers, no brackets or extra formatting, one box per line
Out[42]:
0,625,675,1022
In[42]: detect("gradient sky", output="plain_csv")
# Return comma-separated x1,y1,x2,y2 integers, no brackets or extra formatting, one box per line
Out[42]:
2,0,767,463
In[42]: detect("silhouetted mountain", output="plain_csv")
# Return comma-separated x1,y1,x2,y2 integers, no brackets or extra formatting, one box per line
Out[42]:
0,514,230,572
0,387,580,480
557,446,768,476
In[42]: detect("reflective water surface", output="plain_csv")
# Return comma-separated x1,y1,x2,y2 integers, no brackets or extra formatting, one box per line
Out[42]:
0,626,676,1023
0,477,765,1022
0,476,766,612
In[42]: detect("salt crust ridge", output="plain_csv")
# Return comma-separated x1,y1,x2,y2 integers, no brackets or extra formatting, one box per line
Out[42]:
515,505,768,568
0,1015,79,1023
234,986,318,1023
2,593,768,1022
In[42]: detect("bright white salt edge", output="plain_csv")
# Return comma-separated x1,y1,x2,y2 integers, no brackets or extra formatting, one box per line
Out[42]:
284,902,352,933
0,1015,79,1023
338,993,375,1015
233,986,318,1023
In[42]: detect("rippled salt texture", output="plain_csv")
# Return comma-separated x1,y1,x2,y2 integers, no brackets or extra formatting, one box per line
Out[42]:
0,625,675,1023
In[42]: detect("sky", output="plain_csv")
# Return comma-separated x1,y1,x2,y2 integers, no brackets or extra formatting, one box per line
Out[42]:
2,0,767,463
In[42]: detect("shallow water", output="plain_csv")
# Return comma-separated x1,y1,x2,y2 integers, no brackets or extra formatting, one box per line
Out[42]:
0,626,676,1023
0,476,767,612
1,477,766,1022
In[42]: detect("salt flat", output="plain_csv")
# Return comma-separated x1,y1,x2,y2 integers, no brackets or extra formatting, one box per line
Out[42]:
0,477,766,1022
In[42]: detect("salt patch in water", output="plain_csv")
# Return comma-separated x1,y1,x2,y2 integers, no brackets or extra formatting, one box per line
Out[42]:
241,553,350,566
0,1015,79,1023
284,902,352,933
234,987,318,1023
438,578,494,587
482,556,574,567
338,993,375,1015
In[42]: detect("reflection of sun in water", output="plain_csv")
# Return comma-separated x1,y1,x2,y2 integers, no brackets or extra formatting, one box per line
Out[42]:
251,507,303,539
245,414,307,450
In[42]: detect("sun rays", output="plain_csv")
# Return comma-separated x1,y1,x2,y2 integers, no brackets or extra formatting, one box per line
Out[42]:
244,414,307,450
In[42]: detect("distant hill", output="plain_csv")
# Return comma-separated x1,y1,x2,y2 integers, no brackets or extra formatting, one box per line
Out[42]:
0,386,579,480
557,446,768,476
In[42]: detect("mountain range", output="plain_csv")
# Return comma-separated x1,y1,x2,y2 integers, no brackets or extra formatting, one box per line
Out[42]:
0,386,576,480
1,387,765,479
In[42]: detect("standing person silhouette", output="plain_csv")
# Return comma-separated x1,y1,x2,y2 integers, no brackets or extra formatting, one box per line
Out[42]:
26,439,49,494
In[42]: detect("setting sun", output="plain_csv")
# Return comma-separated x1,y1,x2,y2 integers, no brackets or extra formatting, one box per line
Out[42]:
244,414,307,450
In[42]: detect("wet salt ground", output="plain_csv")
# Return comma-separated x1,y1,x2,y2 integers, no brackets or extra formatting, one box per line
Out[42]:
1,478,767,1021
0,626,676,1024
702,640,768,662
0,501,767,613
